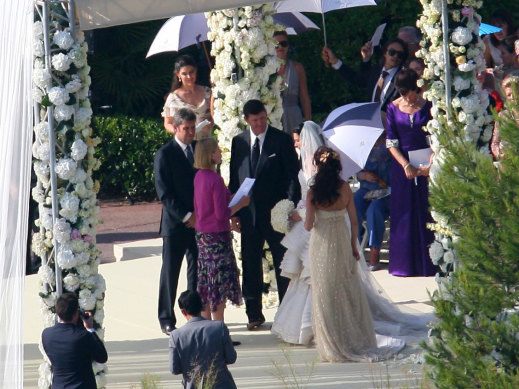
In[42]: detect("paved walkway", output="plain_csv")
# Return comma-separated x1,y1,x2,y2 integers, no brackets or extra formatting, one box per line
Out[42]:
23,202,437,388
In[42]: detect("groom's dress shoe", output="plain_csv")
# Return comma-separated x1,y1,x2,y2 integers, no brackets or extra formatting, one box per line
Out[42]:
162,325,176,336
247,319,265,331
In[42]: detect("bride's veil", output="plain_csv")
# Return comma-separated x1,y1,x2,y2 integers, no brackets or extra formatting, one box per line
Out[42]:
300,121,326,182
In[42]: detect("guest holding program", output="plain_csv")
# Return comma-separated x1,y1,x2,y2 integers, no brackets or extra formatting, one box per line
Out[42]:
193,137,249,323
385,69,437,277
321,38,408,111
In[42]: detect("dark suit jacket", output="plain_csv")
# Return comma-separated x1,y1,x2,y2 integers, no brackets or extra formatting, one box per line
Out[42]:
42,323,108,389
154,139,196,236
229,126,300,227
336,60,401,111
169,317,237,389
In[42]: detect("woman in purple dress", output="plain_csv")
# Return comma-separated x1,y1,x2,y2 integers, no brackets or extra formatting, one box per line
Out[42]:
385,69,437,277
193,138,249,321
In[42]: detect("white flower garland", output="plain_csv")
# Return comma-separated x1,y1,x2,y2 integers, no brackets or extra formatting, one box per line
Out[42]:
206,4,283,183
33,8,106,389
417,0,492,278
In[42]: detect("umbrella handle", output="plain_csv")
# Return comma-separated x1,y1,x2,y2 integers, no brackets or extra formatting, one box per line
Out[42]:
322,13,329,67
201,41,213,70
322,13,327,49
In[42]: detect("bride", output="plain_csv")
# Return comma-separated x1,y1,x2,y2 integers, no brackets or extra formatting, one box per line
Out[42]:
271,121,432,350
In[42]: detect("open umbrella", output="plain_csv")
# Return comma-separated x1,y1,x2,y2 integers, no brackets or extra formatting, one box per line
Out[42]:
146,11,319,59
273,12,320,35
478,22,502,36
275,0,379,46
322,102,384,180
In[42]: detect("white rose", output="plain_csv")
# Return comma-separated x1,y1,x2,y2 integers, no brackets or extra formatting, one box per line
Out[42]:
38,265,55,286
48,86,70,106
55,158,77,180
54,104,75,122
51,53,71,72
53,217,72,243
53,30,74,50
63,273,81,291
33,68,51,89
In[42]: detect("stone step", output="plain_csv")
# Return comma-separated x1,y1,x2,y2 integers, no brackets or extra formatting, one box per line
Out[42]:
113,238,162,262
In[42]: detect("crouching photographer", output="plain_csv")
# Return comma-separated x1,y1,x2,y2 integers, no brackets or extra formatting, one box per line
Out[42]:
42,292,108,388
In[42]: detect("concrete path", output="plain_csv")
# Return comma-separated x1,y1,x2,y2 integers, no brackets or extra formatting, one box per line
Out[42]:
23,239,437,389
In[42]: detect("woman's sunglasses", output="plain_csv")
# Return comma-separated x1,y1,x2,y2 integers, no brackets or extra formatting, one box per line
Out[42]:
387,48,405,60
276,41,289,48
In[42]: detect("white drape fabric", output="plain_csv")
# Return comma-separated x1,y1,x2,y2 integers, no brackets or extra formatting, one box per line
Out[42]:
0,1,33,388
76,0,267,30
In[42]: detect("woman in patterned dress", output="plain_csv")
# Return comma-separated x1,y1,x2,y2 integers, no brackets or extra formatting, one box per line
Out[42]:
193,138,249,321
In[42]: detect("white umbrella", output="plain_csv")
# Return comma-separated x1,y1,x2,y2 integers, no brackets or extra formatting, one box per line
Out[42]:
322,102,384,180
275,0,378,46
146,14,209,58
146,12,319,59
273,12,320,35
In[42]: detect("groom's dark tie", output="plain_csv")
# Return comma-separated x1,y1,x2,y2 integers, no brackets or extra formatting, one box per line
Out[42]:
250,137,260,177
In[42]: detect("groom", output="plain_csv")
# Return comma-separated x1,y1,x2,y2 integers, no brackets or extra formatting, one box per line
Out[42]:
229,99,300,330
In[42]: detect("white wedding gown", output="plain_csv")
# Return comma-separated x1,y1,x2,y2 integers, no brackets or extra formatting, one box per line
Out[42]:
271,171,433,352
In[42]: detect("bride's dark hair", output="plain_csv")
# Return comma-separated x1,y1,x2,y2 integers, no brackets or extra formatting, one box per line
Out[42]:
310,146,342,207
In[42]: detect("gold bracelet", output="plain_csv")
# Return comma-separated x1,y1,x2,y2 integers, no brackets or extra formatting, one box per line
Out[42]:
403,163,411,170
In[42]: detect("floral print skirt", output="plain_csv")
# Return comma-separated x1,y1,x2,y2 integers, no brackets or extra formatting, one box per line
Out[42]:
195,231,242,311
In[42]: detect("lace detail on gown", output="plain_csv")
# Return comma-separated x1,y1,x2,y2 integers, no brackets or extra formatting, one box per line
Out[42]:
310,209,404,362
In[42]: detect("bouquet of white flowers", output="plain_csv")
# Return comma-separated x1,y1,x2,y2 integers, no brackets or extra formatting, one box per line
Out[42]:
271,199,295,234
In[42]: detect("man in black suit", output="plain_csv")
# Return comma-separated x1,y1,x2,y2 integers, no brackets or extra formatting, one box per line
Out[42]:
154,108,198,335
229,99,300,330
322,37,408,111
42,292,107,389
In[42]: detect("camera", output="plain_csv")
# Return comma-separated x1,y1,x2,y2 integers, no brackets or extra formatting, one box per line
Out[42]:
79,309,89,320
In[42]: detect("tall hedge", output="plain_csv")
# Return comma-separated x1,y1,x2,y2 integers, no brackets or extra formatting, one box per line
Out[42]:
92,115,170,199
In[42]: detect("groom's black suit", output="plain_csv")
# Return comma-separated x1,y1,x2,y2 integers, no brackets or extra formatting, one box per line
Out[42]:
154,138,198,329
229,126,300,322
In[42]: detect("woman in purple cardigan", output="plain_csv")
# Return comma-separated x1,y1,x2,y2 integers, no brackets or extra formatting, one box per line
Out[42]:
193,138,250,321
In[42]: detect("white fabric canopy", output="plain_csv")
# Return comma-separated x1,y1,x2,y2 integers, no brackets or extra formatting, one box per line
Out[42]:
76,0,271,30
0,0,33,388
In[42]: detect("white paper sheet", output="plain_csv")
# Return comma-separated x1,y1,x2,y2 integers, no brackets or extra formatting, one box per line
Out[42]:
229,177,255,207
408,148,432,167
370,23,387,47
196,119,210,133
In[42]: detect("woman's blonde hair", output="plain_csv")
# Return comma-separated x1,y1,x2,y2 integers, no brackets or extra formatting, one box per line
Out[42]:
194,137,218,169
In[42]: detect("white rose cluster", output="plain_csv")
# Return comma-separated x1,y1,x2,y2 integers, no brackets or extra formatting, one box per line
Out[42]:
207,4,283,183
418,1,492,280
33,18,106,387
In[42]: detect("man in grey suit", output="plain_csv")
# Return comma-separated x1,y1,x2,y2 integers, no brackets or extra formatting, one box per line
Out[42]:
169,290,237,389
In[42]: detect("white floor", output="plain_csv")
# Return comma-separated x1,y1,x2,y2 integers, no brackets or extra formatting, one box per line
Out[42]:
24,239,437,388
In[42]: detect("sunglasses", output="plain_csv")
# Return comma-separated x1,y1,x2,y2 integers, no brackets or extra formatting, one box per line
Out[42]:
276,41,289,48
387,48,405,60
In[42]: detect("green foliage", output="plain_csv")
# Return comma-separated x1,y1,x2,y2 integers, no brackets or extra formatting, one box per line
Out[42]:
423,97,519,388
92,114,170,199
